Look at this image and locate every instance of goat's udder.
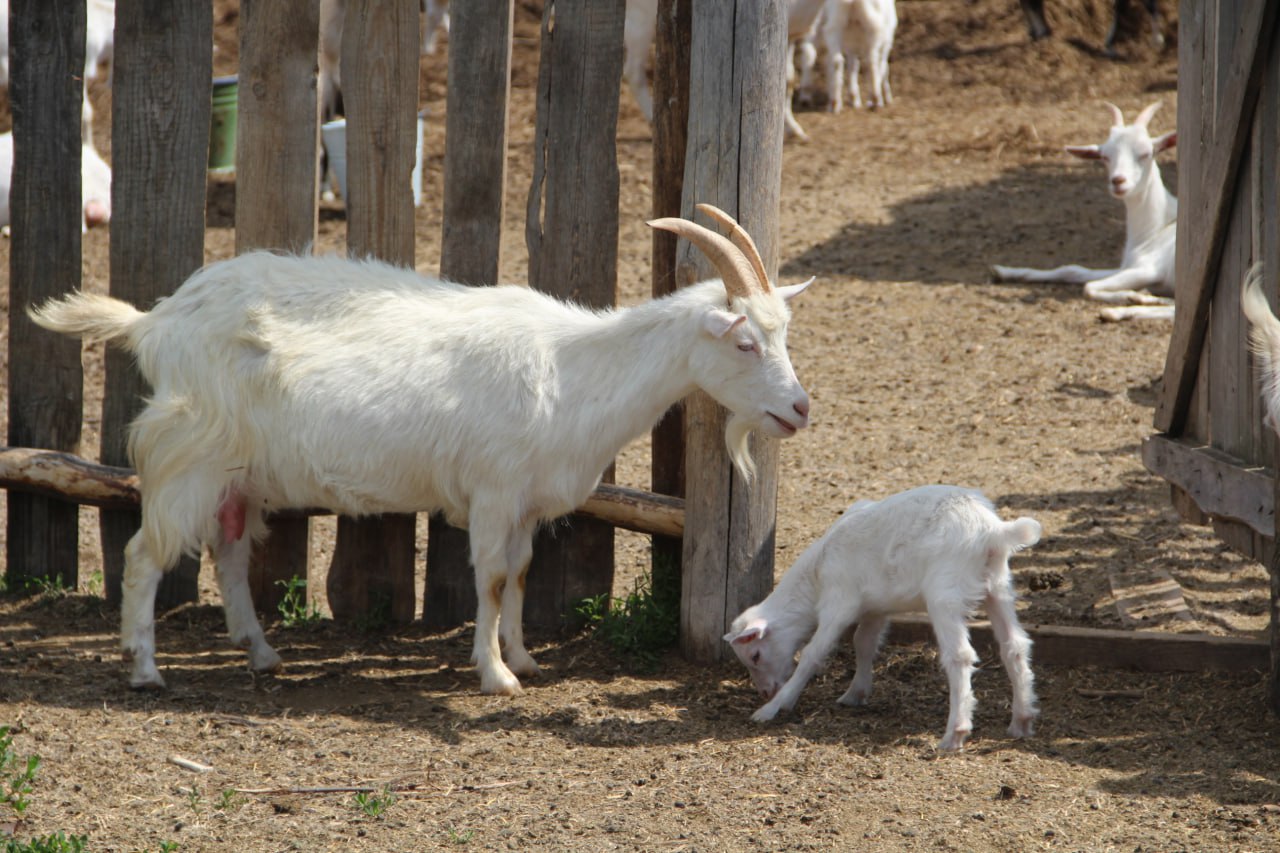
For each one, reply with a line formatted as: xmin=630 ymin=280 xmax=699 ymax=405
xmin=216 ymin=490 xmax=248 ymax=543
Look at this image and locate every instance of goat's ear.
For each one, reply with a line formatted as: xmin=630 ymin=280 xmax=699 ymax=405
xmin=704 ymin=309 xmax=746 ymax=339
xmin=1065 ymin=145 xmax=1102 ymax=160
xmin=1153 ymin=131 xmax=1176 ymax=154
xmin=776 ymin=276 xmax=815 ymax=303
xmin=725 ymin=619 xmax=768 ymax=645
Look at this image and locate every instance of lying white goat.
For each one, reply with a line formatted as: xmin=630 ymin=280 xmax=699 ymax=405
xmin=725 ymin=485 xmax=1040 ymax=751
xmin=822 ymin=0 xmax=897 ymax=113
xmin=992 ymin=102 xmax=1177 ymax=321
xmin=30 ymin=205 xmax=812 ymax=696
xmin=0 ymin=132 xmax=111 ymax=232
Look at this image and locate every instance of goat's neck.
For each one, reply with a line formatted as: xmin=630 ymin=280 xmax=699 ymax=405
xmin=555 ymin=294 xmax=705 ymax=471
xmin=756 ymin=550 xmax=822 ymax=652
xmin=1123 ymin=167 xmax=1177 ymax=252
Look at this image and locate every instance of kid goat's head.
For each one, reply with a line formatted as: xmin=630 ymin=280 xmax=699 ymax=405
xmin=649 ymin=204 xmax=813 ymax=480
xmin=1065 ymin=101 xmax=1176 ymax=200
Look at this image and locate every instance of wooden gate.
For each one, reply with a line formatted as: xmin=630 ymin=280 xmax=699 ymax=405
xmin=1141 ymin=0 xmax=1280 ymax=710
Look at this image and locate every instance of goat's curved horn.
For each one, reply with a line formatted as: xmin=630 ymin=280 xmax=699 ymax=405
xmin=1134 ymin=101 xmax=1162 ymax=128
xmin=694 ymin=203 xmax=772 ymax=293
xmin=1103 ymin=101 xmax=1125 ymax=128
xmin=647 ymin=216 xmax=758 ymax=301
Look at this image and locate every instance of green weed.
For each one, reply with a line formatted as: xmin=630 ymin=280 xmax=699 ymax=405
xmin=275 ymin=576 xmax=323 ymax=627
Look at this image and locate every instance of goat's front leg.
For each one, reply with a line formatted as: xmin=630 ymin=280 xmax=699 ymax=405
xmin=927 ymin=597 xmax=980 ymax=751
xmin=121 ymin=531 xmax=167 ymax=689
xmin=825 ymin=49 xmax=845 ymax=113
xmin=1081 ymin=266 xmax=1164 ymax=303
xmin=985 ymin=589 xmax=1038 ymax=738
xmin=753 ymin=612 xmax=856 ymax=722
xmin=213 ymin=519 xmax=282 ymax=675
xmin=838 ymin=613 xmax=890 ymax=706
xmin=468 ymin=515 xmax=523 ymax=696
xmin=498 ymin=525 xmax=540 ymax=678
xmin=991 ymin=263 xmax=1120 ymax=285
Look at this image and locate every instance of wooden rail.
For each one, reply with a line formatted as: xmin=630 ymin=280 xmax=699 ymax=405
xmin=0 ymin=447 xmax=684 ymax=539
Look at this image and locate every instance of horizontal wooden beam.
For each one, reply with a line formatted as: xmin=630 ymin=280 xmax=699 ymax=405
xmin=888 ymin=614 xmax=1268 ymax=673
xmin=1140 ymin=434 xmax=1274 ymax=536
xmin=0 ymin=446 xmax=685 ymax=539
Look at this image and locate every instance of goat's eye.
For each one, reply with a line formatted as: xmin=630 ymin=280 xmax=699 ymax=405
xmin=737 ymin=341 xmax=758 ymax=354
xmin=751 ymin=651 xmax=761 ymax=664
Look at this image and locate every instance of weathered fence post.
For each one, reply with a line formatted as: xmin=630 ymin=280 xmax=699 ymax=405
xmin=5 ymin=0 xmax=87 ymax=588
xmin=524 ymin=0 xmax=627 ymax=628
xmin=423 ymin=0 xmax=516 ymax=629
xmin=236 ymin=0 xmax=321 ymax=614
xmin=102 ymin=1 xmax=212 ymax=607
xmin=678 ymin=0 xmax=789 ymax=661
xmin=326 ymin=0 xmax=420 ymax=623
xmin=650 ymin=0 xmax=692 ymax=584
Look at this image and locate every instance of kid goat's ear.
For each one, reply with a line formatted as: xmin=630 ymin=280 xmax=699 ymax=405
xmin=1065 ymin=144 xmax=1103 ymax=160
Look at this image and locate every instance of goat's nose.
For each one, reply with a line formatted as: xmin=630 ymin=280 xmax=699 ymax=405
xmin=793 ymin=398 xmax=810 ymax=420
xmin=1111 ymin=175 xmax=1126 ymax=188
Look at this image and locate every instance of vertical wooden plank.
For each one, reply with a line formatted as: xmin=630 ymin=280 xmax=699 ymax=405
xmin=522 ymin=0 xmax=626 ymax=629
xmin=326 ymin=0 xmax=419 ymax=624
xmin=649 ymin=0 xmax=692 ymax=586
xmin=102 ymin=0 xmax=212 ymax=608
xmin=423 ymin=0 xmax=515 ymax=630
xmin=679 ymin=0 xmax=789 ymax=662
xmin=236 ymin=0 xmax=321 ymax=614
xmin=5 ymin=0 xmax=86 ymax=589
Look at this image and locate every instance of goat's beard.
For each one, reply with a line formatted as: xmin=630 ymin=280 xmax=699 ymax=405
xmin=724 ymin=415 xmax=757 ymax=482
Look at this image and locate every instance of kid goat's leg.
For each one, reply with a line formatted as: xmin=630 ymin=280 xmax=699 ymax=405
xmin=838 ymin=613 xmax=890 ymax=706
xmin=985 ymin=588 xmax=1039 ymax=737
xmin=927 ymin=596 xmax=979 ymax=751
xmin=753 ymin=607 xmax=858 ymax=722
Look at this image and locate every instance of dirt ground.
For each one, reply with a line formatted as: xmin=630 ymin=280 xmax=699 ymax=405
xmin=3 ymin=0 xmax=1280 ymax=850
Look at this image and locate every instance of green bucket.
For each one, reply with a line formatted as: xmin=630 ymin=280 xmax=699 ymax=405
xmin=209 ymin=75 xmax=238 ymax=171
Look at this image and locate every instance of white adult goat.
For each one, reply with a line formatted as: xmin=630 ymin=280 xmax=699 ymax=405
xmin=822 ymin=0 xmax=897 ymax=113
xmin=30 ymin=205 xmax=813 ymax=696
xmin=725 ymin=485 xmax=1041 ymax=751
xmin=992 ymin=102 xmax=1177 ymax=321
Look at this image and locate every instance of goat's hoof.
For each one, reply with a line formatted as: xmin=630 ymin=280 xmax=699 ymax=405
xmin=128 ymin=668 xmax=167 ymax=691
xmin=990 ymin=265 xmax=1008 ymax=282
xmin=936 ymin=730 xmax=970 ymax=752
xmin=505 ymin=653 xmax=542 ymax=678
xmin=480 ymin=669 xmax=524 ymax=697
xmin=249 ymin=646 xmax=284 ymax=674
xmin=837 ymin=687 xmax=871 ymax=707
xmin=750 ymin=706 xmax=781 ymax=724
xmin=1008 ymin=715 xmax=1037 ymax=739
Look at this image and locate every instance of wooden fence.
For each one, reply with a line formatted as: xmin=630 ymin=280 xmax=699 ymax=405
xmin=1142 ymin=0 xmax=1280 ymax=711
xmin=1 ymin=0 xmax=789 ymax=662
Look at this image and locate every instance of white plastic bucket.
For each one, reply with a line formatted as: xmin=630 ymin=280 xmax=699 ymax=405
xmin=321 ymin=114 xmax=424 ymax=207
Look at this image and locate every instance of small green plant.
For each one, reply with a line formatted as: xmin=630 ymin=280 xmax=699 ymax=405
xmin=82 ymin=570 xmax=104 ymax=598
xmin=575 ymin=552 xmax=679 ymax=671
xmin=0 ymin=726 xmax=40 ymax=820
xmin=352 ymin=786 xmax=396 ymax=819
xmin=157 ymin=842 xmax=180 ymax=852
xmin=23 ymin=574 xmax=71 ymax=601
xmin=185 ymin=787 xmax=202 ymax=816
xmin=446 ymin=826 xmax=476 ymax=845
xmin=276 ymin=576 xmax=323 ymax=627
xmin=214 ymin=788 xmax=243 ymax=813
xmin=3 ymin=832 xmax=88 ymax=853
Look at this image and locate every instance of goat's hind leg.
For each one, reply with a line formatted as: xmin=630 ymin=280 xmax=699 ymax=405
xmin=213 ymin=503 xmax=282 ymax=674
xmin=985 ymin=589 xmax=1038 ymax=737
xmin=498 ymin=525 xmax=540 ymax=678
xmin=991 ymin=263 xmax=1120 ymax=285
xmin=121 ymin=531 xmax=168 ymax=688
xmin=926 ymin=596 xmax=980 ymax=751
xmin=468 ymin=513 xmax=523 ymax=695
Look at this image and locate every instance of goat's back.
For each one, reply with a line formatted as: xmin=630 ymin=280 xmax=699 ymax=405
xmin=811 ymin=485 xmax=1038 ymax=611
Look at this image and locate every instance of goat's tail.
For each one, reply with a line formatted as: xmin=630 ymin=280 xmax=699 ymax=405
xmin=1000 ymin=517 xmax=1042 ymax=552
xmin=27 ymin=292 xmax=146 ymax=349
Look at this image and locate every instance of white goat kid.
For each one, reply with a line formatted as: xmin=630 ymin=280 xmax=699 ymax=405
xmin=822 ymin=0 xmax=897 ymax=113
xmin=725 ymin=485 xmax=1041 ymax=751
xmin=992 ymin=102 xmax=1177 ymax=321
xmin=30 ymin=206 xmax=812 ymax=696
